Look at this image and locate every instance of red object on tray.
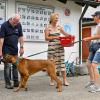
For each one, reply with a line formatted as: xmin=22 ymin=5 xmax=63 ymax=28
xmin=59 ymin=36 xmax=75 ymax=47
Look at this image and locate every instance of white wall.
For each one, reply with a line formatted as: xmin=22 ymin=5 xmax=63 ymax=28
xmin=6 ymin=0 xmax=16 ymax=19
xmin=56 ymin=1 xmax=81 ymax=63
xmin=6 ymin=0 xmax=82 ymax=75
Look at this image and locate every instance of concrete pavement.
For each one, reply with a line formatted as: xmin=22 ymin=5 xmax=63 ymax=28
xmin=0 ymin=63 xmax=100 ymax=100
xmin=0 ymin=74 xmax=100 ymax=100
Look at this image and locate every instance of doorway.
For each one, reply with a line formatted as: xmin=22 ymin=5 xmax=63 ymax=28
xmin=82 ymin=27 xmax=91 ymax=62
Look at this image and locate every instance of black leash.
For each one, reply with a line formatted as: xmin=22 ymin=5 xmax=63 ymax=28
xmin=25 ymin=40 xmax=83 ymax=58
xmin=26 ymin=50 xmax=48 ymax=58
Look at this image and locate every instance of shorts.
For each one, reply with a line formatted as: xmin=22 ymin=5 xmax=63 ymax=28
xmin=88 ymin=51 xmax=100 ymax=63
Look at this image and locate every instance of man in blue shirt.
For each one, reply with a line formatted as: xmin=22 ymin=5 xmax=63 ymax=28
xmin=0 ymin=14 xmax=24 ymax=89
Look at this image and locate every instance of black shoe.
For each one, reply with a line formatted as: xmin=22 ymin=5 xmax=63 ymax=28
xmin=5 ymin=84 xmax=13 ymax=89
xmin=14 ymin=82 xmax=19 ymax=87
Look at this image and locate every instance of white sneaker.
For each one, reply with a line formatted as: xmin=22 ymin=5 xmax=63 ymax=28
xmin=89 ymin=85 xmax=100 ymax=93
xmin=85 ymin=81 xmax=94 ymax=88
xmin=88 ymin=85 xmax=96 ymax=93
xmin=95 ymin=87 xmax=100 ymax=92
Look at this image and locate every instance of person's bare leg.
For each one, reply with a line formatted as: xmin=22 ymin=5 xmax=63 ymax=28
xmin=86 ymin=60 xmax=94 ymax=82
xmin=49 ymin=57 xmax=55 ymax=86
xmin=88 ymin=63 xmax=100 ymax=93
xmin=61 ymin=71 xmax=69 ymax=86
xmin=85 ymin=60 xmax=95 ymax=88
xmin=92 ymin=63 xmax=99 ymax=86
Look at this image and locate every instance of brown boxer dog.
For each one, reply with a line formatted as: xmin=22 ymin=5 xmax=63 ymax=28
xmin=2 ymin=55 xmax=62 ymax=92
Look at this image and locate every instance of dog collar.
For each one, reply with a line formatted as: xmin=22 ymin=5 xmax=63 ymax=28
xmin=14 ymin=57 xmax=23 ymax=65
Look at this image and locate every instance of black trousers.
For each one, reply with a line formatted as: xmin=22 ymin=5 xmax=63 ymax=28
xmin=4 ymin=63 xmax=18 ymax=85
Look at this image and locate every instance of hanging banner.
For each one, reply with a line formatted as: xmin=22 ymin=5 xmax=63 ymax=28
xmin=16 ymin=2 xmax=54 ymax=41
xmin=0 ymin=1 xmax=6 ymax=27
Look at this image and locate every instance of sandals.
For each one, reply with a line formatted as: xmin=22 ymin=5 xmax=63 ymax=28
xmin=49 ymin=81 xmax=55 ymax=86
xmin=63 ymin=81 xmax=69 ymax=86
xmin=49 ymin=80 xmax=69 ymax=86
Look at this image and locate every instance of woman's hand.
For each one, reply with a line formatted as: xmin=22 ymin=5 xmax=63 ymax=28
xmin=53 ymin=36 xmax=60 ymax=40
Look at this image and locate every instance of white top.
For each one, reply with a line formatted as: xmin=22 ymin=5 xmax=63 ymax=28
xmin=94 ymin=23 xmax=100 ymax=52
xmin=92 ymin=23 xmax=100 ymax=43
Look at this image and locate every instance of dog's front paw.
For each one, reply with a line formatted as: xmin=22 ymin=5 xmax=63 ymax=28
xmin=13 ymin=88 xmax=20 ymax=92
xmin=57 ymin=84 xmax=62 ymax=92
xmin=57 ymin=88 xmax=62 ymax=92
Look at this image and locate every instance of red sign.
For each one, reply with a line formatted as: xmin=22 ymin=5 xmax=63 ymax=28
xmin=96 ymin=0 xmax=100 ymax=2
xmin=64 ymin=8 xmax=70 ymax=16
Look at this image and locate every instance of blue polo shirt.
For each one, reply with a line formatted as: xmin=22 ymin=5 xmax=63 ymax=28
xmin=0 ymin=20 xmax=23 ymax=55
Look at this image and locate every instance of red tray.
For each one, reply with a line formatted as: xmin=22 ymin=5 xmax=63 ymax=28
xmin=59 ymin=36 xmax=75 ymax=47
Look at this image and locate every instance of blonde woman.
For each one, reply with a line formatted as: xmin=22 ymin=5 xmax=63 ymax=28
xmin=44 ymin=12 xmax=71 ymax=86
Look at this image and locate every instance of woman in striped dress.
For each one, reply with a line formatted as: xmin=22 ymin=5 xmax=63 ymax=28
xmin=44 ymin=12 xmax=71 ymax=86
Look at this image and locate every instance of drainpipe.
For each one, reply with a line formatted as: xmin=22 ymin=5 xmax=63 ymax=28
xmin=79 ymin=4 xmax=89 ymax=64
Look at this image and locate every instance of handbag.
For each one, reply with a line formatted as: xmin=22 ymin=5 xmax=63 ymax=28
xmin=89 ymin=42 xmax=100 ymax=53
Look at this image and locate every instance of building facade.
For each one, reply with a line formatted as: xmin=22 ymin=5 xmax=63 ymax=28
xmin=0 ymin=0 xmax=82 ymax=75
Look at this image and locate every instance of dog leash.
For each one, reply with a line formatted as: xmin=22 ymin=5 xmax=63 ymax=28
xmin=25 ymin=40 xmax=83 ymax=58
xmin=25 ymin=50 xmax=48 ymax=58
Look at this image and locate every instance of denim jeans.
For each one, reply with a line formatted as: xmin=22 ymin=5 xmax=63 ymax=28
xmin=88 ymin=51 xmax=100 ymax=63
xmin=89 ymin=42 xmax=100 ymax=53
xmin=4 ymin=63 xmax=18 ymax=85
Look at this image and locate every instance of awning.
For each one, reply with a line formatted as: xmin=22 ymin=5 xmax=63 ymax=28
xmin=83 ymin=6 xmax=100 ymax=18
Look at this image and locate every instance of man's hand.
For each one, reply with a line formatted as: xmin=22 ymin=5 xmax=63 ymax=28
xmin=0 ymin=51 xmax=2 ymax=64
xmin=19 ymin=48 xmax=24 ymax=57
xmin=0 ymin=56 xmax=1 ymax=64
xmin=0 ymin=56 xmax=3 ymax=64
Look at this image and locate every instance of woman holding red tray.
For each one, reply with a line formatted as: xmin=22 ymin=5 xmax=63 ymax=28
xmin=44 ymin=12 xmax=72 ymax=86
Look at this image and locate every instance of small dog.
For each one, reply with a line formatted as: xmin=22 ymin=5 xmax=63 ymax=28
xmin=2 ymin=55 xmax=62 ymax=92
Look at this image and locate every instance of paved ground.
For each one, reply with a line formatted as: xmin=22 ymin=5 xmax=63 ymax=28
xmin=0 ymin=74 xmax=100 ymax=100
xmin=0 ymin=63 xmax=100 ymax=100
